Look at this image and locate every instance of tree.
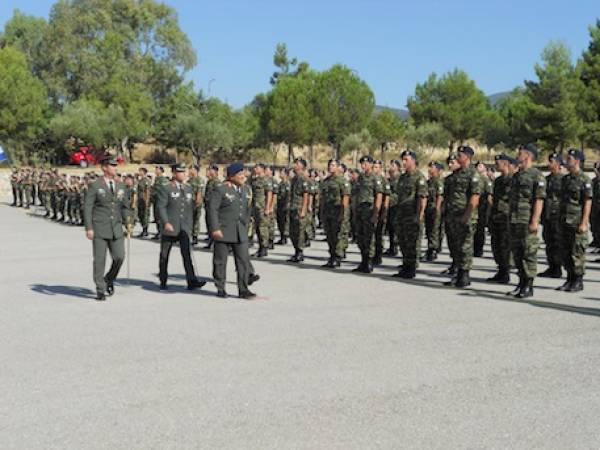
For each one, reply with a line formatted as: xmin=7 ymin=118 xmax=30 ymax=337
xmin=524 ymin=41 xmax=582 ymax=151
xmin=407 ymin=69 xmax=490 ymax=151
xmin=493 ymin=88 xmax=534 ymax=149
xmin=341 ymin=128 xmax=375 ymax=165
xmin=0 ymin=46 xmax=48 ymax=161
xmin=313 ymin=64 xmax=375 ymax=158
xmin=49 ymin=98 xmax=110 ymax=150
xmin=577 ymin=20 xmax=600 ymax=149
xmin=0 ymin=9 xmax=47 ymax=74
xmin=369 ymin=109 xmax=405 ymax=161
xmin=269 ymin=42 xmax=309 ymax=85
xmin=404 ymin=122 xmax=451 ymax=154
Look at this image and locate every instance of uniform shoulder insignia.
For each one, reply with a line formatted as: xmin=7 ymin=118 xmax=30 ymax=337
xmin=472 ymin=177 xmax=478 ymax=182
xmin=538 ymin=181 xmax=545 ymax=186
xmin=586 ymin=183 xmax=591 ymax=188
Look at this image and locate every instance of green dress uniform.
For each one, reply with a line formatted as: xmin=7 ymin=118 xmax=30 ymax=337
xmin=508 ymin=166 xmax=546 ymax=295
xmin=488 ymin=172 xmax=512 ymax=281
xmin=207 ymin=181 xmax=253 ymax=296
xmin=394 ymin=169 xmax=428 ymax=274
xmin=425 ymin=175 xmax=444 ymax=257
xmin=204 ymin=176 xmax=221 ymax=246
xmin=151 ymin=175 xmax=170 ymax=236
xmin=156 ymin=179 xmax=201 ymax=289
xmin=540 ymin=172 xmax=564 ymax=277
xmin=558 ymin=170 xmax=593 ymax=291
xmin=83 ymin=177 xmax=131 ymax=297
xmin=320 ymin=173 xmax=351 ymax=266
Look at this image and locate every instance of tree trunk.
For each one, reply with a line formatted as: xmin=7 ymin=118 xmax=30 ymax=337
xmin=288 ymin=143 xmax=294 ymax=165
xmin=121 ymin=137 xmax=130 ymax=162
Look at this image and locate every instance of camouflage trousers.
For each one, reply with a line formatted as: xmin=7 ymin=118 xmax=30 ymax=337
xmin=323 ymin=205 xmax=344 ymax=258
xmin=425 ymin=207 xmax=443 ymax=252
xmin=474 ymin=210 xmax=488 ymax=255
xmin=289 ymin=209 xmax=308 ymax=251
xmin=590 ymin=207 xmax=600 ymax=244
xmin=192 ymin=204 xmax=202 ymax=238
xmin=137 ymin=199 xmax=151 ymax=229
xmin=490 ymin=220 xmax=511 ymax=270
xmin=355 ymin=203 xmax=376 ymax=258
xmin=445 ymin=216 xmax=476 ymax=271
xmin=509 ymin=223 xmax=539 ymax=279
xmin=269 ymin=203 xmax=277 ymax=244
xmin=276 ymin=207 xmax=289 ymax=239
xmin=397 ymin=218 xmax=423 ymax=268
xmin=338 ymin=208 xmax=350 ymax=254
xmin=252 ymin=207 xmax=270 ymax=249
xmin=559 ymin=224 xmax=588 ymax=276
xmin=387 ymin=205 xmax=398 ymax=250
xmin=374 ymin=209 xmax=388 ymax=259
xmin=542 ymin=219 xmax=562 ymax=269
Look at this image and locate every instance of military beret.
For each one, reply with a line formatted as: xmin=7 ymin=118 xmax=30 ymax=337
xmin=508 ymin=157 xmax=519 ymax=166
xmin=294 ymin=157 xmax=307 ymax=167
xmin=594 ymin=161 xmax=600 ymax=170
xmin=226 ymin=162 xmax=244 ymax=177
xmin=155 ymin=165 xmax=165 ymax=172
xmin=209 ymin=164 xmax=219 ymax=171
xmin=567 ymin=148 xmax=585 ymax=161
xmin=340 ymin=163 xmax=347 ymax=171
xmin=359 ymin=155 xmax=374 ymax=164
xmin=457 ymin=145 xmax=474 ymax=157
xmin=327 ymin=159 xmax=340 ymax=166
xmin=390 ymin=159 xmax=401 ymax=167
xmin=171 ymin=162 xmax=187 ymax=173
xmin=101 ymin=156 xmax=118 ymax=166
xmin=428 ymin=161 xmax=443 ymax=170
xmin=374 ymin=159 xmax=383 ymax=165
xmin=520 ymin=143 xmax=538 ymax=159
xmin=494 ymin=154 xmax=511 ymax=162
xmin=548 ymin=152 xmax=564 ymax=165
xmin=400 ymin=149 xmax=418 ymax=161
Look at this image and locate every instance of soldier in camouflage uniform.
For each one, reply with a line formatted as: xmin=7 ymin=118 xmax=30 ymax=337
xmin=443 ymin=146 xmax=482 ymax=288
xmin=423 ymin=161 xmax=444 ymax=262
xmin=304 ymin=169 xmax=319 ymax=245
xmin=352 ymin=155 xmax=383 ymax=273
xmin=507 ymin=144 xmax=546 ymax=299
xmin=487 ymin=154 xmax=513 ymax=283
xmin=337 ymin=163 xmax=351 ymax=259
xmin=266 ymin=166 xmax=278 ymax=250
xmin=556 ymin=149 xmax=593 ymax=292
xmin=474 ymin=162 xmax=493 ymax=257
xmin=188 ymin=164 xmax=206 ymax=245
xmin=441 ymin=154 xmax=460 ymax=275
xmin=151 ymin=166 xmax=169 ymax=240
xmin=538 ymin=153 xmax=565 ymax=278
xmin=203 ymin=164 xmax=220 ymax=249
xmin=372 ymin=160 xmax=391 ymax=266
xmin=392 ymin=150 xmax=428 ymax=279
xmin=320 ymin=159 xmax=351 ymax=268
xmin=590 ymin=161 xmax=600 ymax=249
xmin=349 ymin=169 xmax=360 ymax=243
xmin=136 ymin=167 xmax=151 ymax=238
xmin=384 ymin=160 xmax=401 ymax=256
xmin=250 ymin=163 xmax=273 ymax=257
xmin=10 ymin=168 xmax=19 ymax=207
xmin=288 ymin=158 xmax=310 ymax=263
xmin=276 ymin=168 xmax=290 ymax=245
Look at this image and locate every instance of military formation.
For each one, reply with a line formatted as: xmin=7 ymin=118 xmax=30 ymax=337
xmin=7 ymin=143 xmax=600 ymax=300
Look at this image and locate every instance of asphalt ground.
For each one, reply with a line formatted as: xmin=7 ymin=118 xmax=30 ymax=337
xmin=1 ymin=201 xmax=600 ymax=449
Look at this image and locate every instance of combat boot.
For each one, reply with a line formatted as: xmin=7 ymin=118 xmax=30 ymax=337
xmin=556 ymin=273 xmax=573 ymax=291
xmin=486 ymin=268 xmax=510 ymax=284
xmin=333 ymin=257 xmax=341 ymax=268
xmin=455 ymin=269 xmax=471 ymax=288
xmin=322 ymin=256 xmax=335 ymax=268
xmin=516 ymin=278 xmax=534 ymax=298
xmin=441 ymin=263 xmax=456 ymax=276
xmin=507 ymin=275 xmax=525 ymax=296
xmin=538 ymin=265 xmax=562 ymax=278
xmin=253 ymin=247 xmax=268 ymax=258
xmin=269 ymin=240 xmax=275 ymax=250
xmin=352 ymin=254 xmax=367 ymax=273
xmin=565 ymin=275 xmax=583 ymax=292
xmin=399 ymin=266 xmax=416 ymax=279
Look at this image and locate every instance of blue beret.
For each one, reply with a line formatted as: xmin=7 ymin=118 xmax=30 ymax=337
xmin=226 ymin=162 xmax=244 ymax=177
xmin=457 ymin=145 xmax=474 ymax=156
xmin=520 ymin=143 xmax=539 ymax=159
xmin=494 ymin=154 xmax=511 ymax=162
xmin=567 ymin=148 xmax=585 ymax=161
xmin=359 ymin=155 xmax=374 ymax=164
xmin=401 ymin=150 xmax=418 ymax=161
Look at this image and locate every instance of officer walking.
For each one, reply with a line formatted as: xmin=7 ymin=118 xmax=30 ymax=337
xmin=156 ymin=163 xmax=206 ymax=291
xmin=83 ymin=157 xmax=132 ymax=301
xmin=207 ymin=162 xmax=256 ymax=299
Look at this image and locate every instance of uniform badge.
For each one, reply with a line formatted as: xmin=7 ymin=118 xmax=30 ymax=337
xmin=225 ymin=192 xmax=235 ymax=202
xmin=538 ymin=181 xmax=545 ymax=187
xmin=586 ymin=183 xmax=591 ymax=188
xmin=171 ymin=192 xmax=180 ymax=198
xmin=98 ymin=188 xmax=105 ymax=194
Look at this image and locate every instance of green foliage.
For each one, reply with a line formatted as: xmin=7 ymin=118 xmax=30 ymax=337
xmin=269 ymin=42 xmax=309 ymax=85
xmin=49 ymin=98 xmax=110 ymax=149
xmin=407 ymin=69 xmax=490 ymax=149
xmin=369 ymin=109 xmax=405 ymax=147
xmin=340 ymin=128 xmax=375 ymax=158
xmin=404 ymin=122 xmax=451 ymax=152
xmin=0 ymin=9 xmax=47 ymax=74
xmin=578 ymin=20 xmax=600 ymax=148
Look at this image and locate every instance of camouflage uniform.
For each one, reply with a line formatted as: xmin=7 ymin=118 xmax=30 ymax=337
xmin=137 ymin=176 xmax=151 ymax=234
xmin=269 ymin=176 xmax=279 ymax=247
xmin=591 ymin=174 xmax=600 ymax=247
xmin=425 ymin=175 xmax=444 ymax=255
xmin=540 ymin=171 xmax=564 ymax=276
xmin=474 ymin=175 xmax=492 ymax=256
xmin=251 ymin=175 xmax=273 ymax=251
xmin=276 ymin=177 xmax=290 ymax=243
xmin=353 ymin=172 xmax=384 ymax=268
xmin=386 ymin=172 xmax=400 ymax=255
xmin=373 ymin=175 xmax=391 ymax=265
xmin=188 ymin=175 xmax=206 ymax=241
xmin=320 ymin=173 xmax=351 ymax=265
xmin=289 ymin=172 xmax=310 ymax=257
xmin=395 ymin=169 xmax=428 ymax=272
xmin=489 ymin=172 xmax=512 ymax=276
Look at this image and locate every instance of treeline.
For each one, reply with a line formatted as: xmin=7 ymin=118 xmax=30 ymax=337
xmin=0 ymin=1 xmax=599 ymax=166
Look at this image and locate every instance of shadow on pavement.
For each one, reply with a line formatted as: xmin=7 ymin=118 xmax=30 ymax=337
xmin=30 ymin=284 xmax=96 ymax=300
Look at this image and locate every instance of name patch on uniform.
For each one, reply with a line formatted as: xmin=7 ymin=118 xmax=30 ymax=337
xmin=538 ymin=181 xmax=545 ymax=187
xmin=186 ymin=193 xmax=192 ymax=200
xmin=98 ymin=188 xmax=105 ymax=194
xmin=171 ymin=192 xmax=180 ymax=198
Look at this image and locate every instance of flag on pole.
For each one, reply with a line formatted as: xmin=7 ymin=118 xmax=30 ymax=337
xmin=0 ymin=146 xmax=7 ymax=162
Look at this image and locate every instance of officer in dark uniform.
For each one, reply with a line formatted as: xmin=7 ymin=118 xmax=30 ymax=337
xmin=156 ymin=163 xmax=206 ymax=291
xmin=207 ymin=162 xmax=256 ymax=299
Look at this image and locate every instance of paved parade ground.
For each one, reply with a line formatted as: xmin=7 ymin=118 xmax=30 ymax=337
xmin=2 ymin=200 xmax=600 ymax=449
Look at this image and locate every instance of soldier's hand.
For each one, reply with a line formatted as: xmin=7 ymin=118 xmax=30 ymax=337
xmin=86 ymin=229 xmax=94 ymax=240
xmin=459 ymin=215 xmax=469 ymax=225
xmin=528 ymin=222 xmax=538 ymax=233
xmin=164 ymin=222 xmax=174 ymax=233
xmin=578 ymin=223 xmax=588 ymax=234
xmin=211 ymin=230 xmax=224 ymax=240
xmin=370 ymin=214 xmax=378 ymax=224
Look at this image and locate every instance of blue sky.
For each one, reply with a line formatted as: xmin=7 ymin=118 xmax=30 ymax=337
xmin=1 ymin=0 xmax=598 ymax=108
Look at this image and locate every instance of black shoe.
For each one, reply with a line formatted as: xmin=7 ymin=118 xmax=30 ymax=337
xmin=538 ymin=267 xmax=562 ymax=278
xmin=556 ymin=274 xmax=573 ymax=291
xmin=268 ymin=241 xmax=275 ymax=250
xmin=104 ymin=279 xmax=114 ymax=296
xmin=566 ymin=275 xmax=583 ymax=292
xmin=394 ymin=267 xmax=416 ymax=279
xmin=187 ymin=279 xmax=206 ymax=290
xmin=486 ymin=269 xmax=510 ymax=284
xmin=239 ymin=290 xmax=257 ymax=299
xmin=444 ymin=276 xmax=458 ymax=287
xmin=96 ymin=292 xmax=106 ymax=301
xmin=365 ymin=259 xmax=374 ymax=273
xmin=372 ymin=256 xmax=383 ymax=266
xmin=516 ymin=278 xmax=534 ymax=298
xmin=159 ymin=282 xmax=168 ymax=290
xmin=216 ymin=289 xmax=228 ymax=298
xmin=287 ymin=251 xmax=304 ymax=263
xmin=322 ymin=258 xmax=335 ymax=268
xmin=253 ymin=247 xmax=268 ymax=258
xmin=333 ymin=257 xmax=341 ymax=268
xmin=248 ymin=274 xmax=260 ymax=286
xmin=192 ymin=236 xmax=198 ymax=246
xmin=352 ymin=256 xmax=368 ymax=273
xmin=441 ymin=265 xmax=456 ymax=276
xmin=455 ymin=269 xmax=471 ymax=288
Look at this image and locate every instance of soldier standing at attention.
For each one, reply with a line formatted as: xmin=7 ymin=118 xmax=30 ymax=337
xmin=151 ymin=166 xmax=169 ymax=240
xmin=384 ymin=160 xmax=401 ymax=256
xmin=440 ymin=154 xmax=460 ymax=275
xmin=486 ymin=155 xmax=513 ymax=283
xmin=423 ymin=161 xmax=444 ymax=262
xmin=203 ymin=164 xmax=220 ymax=249
xmin=83 ymin=157 xmax=132 ymax=301
xmin=275 ymin=168 xmax=290 ymax=245
xmin=507 ymin=144 xmax=546 ymax=298
xmin=265 ymin=165 xmax=278 ymax=250
xmin=288 ymin=158 xmax=310 ymax=263
xmin=250 ymin=163 xmax=273 ymax=257
xmin=589 ymin=161 xmax=600 ymax=250
xmin=188 ymin=164 xmax=206 ymax=246
xmin=337 ymin=163 xmax=351 ymax=260
xmin=474 ymin=162 xmax=493 ymax=257
xmin=392 ymin=150 xmax=428 ymax=279
xmin=556 ymin=149 xmax=593 ymax=292
xmin=207 ymin=162 xmax=256 ymax=299
xmin=156 ymin=163 xmax=206 ymax=291
xmin=443 ymin=146 xmax=482 ymax=288
xmin=320 ymin=159 xmax=351 ymax=268
xmin=352 ymin=155 xmax=383 ymax=274
xmin=538 ymin=153 xmax=565 ymax=278
xmin=10 ymin=168 xmax=19 ymax=206
xmin=136 ymin=167 xmax=151 ymax=238
xmin=372 ymin=160 xmax=391 ymax=266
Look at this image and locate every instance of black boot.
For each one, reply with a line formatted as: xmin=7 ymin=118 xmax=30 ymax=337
xmin=333 ymin=257 xmax=341 ymax=268
xmin=486 ymin=268 xmax=510 ymax=284
xmin=399 ymin=266 xmax=416 ymax=279
xmin=556 ymin=273 xmax=573 ymax=291
xmin=268 ymin=240 xmax=275 ymax=250
xmin=288 ymin=249 xmax=304 ymax=263
xmin=352 ymin=254 xmax=367 ymax=272
xmin=455 ymin=269 xmax=471 ymax=288
xmin=565 ymin=275 xmax=583 ymax=292
xmin=192 ymin=236 xmax=198 ymax=246
xmin=384 ymin=246 xmax=398 ymax=256
xmin=322 ymin=256 xmax=335 ymax=268
xmin=365 ymin=257 xmax=374 ymax=273
xmin=253 ymin=247 xmax=268 ymax=258
xmin=516 ymin=278 xmax=534 ymax=298
xmin=538 ymin=265 xmax=562 ymax=278
xmin=441 ymin=264 xmax=456 ymax=276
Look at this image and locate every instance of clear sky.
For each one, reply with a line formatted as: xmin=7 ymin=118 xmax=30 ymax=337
xmin=1 ymin=0 xmax=598 ymax=109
